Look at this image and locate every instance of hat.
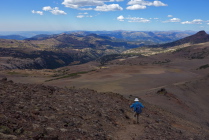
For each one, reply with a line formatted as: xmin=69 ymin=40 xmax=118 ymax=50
xmin=134 ymin=98 xmax=139 ymax=101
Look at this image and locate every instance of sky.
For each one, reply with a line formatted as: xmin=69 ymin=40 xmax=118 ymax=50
xmin=1 ymin=0 xmax=209 ymax=31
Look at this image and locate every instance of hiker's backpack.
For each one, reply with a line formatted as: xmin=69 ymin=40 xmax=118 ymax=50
xmin=135 ymin=104 xmax=142 ymax=114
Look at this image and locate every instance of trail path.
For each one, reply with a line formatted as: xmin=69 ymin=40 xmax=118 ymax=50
xmin=115 ymin=124 xmax=144 ymax=140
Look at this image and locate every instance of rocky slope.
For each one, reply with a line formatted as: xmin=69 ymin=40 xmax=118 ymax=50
xmin=0 ymin=78 xmax=208 ymax=140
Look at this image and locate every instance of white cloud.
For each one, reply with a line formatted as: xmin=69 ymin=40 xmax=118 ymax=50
xmin=77 ymin=15 xmax=85 ymax=18
xmin=164 ymin=18 xmax=181 ymax=23
xmin=128 ymin=0 xmax=151 ymax=6
xmin=32 ymin=10 xmax=43 ymax=15
xmin=127 ymin=0 xmax=167 ymax=10
xmin=126 ymin=4 xmax=146 ymax=10
xmin=78 ymin=12 xmax=89 ymax=14
xmin=42 ymin=6 xmax=67 ymax=15
xmin=94 ymin=4 xmax=123 ymax=11
xmin=170 ymin=18 xmax=181 ymax=22
xmin=43 ymin=6 xmax=53 ymax=11
xmin=77 ymin=12 xmax=93 ymax=18
xmin=117 ymin=15 xmax=150 ymax=23
xmin=152 ymin=0 xmax=167 ymax=6
xmin=62 ymin=0 xmax=123 ymax=9
xmin=87 ymin=15 xmax=93 ymax=17
xmin=117 ymin=15 xmax=125 ymax=21
xmin=181 ymin=19 xmax=203 ymax=24
xmin=50 ymin=7 xmax=67 ymax=15
xmin=167 ymin=15 xmax=173 ymax=17
xmin=62 ymin=0 xmax=103 ymax=9
xmin=181 ymin=21 xmax=192 ymax=24
xmin=193 ymin=19 xmax=203 ymax=23
xmin=127 ymin=17 xmax=150 ymax=23
xmin=79 ymin=8 xmax=93 ymax=10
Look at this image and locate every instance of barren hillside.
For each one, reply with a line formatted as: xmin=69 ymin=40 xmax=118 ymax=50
xmin=0 ymin=78 xmax=208 ymax=140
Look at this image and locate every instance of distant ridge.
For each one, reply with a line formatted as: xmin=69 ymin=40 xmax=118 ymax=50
xmin=25 ymin=34 xmax=55 ymax=40
xmin=0 ymin=35 xmax=26 ymax=40
xmin=147 ymin=30 xmax=209 ymax=48
xmin=0 ymin=33 xmax=138 ymax=69
xmin=123 ymin=30 xmax=209 ymax=56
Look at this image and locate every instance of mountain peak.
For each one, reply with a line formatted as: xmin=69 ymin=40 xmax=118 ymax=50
xmin=194 ymin=30 xmax=207 ymax=36
xmin=145 ymin=30 xmax=209 ymax=48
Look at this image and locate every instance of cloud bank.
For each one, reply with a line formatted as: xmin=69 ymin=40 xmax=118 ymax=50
xmin=181 ymin=19 xmax=203 ymax=24
xmin=62 ymin=0 xmax=124 ymax=11
xmin=62 ymin=0 xmax=167 ymax=11
xmin=94 ymin=4 xmax=123 ymax=11
xmin=127 ymin=0 xmax=167 ymax=10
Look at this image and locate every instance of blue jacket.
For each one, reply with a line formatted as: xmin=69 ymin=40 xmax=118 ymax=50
xmin=130 ymin=101 xmax=144 ymax=114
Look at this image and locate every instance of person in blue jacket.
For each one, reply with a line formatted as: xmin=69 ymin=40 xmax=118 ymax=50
xmin=130 ymin=98 xmax=144 ymax=123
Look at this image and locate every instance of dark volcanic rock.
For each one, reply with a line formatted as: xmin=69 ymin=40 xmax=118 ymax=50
xmin=0 ymin=78 xmax=132 ymax=140
xmin=0 ymin=78 xmax=208 ymax=139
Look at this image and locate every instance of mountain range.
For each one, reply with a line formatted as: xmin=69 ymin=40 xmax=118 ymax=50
xmin=144 ymin=30 xmax=209 ymax=48
xmin=65 ymin=30 xmax=196 ymax=44
xmin=0 ymin=33 xmax=138 ymax=69
xmin=0 ymin=30 xmax=195 ymax=44
xmin=1 ymin=30 xmax=209 ymax=139
xmin=123 ymin=30 xmax=209 ymax=56
xmin=0 ymin=30 xmax=208 ymax=70
xmin=0 ymin=35 xmax=26 ymax=40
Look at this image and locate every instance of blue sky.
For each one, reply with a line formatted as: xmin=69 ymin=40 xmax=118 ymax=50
xmin=1 ymin=0 xmax=209 ymax=31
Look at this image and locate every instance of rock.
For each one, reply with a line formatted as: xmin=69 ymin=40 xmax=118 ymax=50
xmin=155 ymin=119 xmax=161 ymax=123
xmin=14 ymin=128 xmax=24 ymax=135
xmin=1 ymin=77 xmax=7 ymax=81
xmin=0 ymin=126 xmax=12 ymax=134
xmin=0 ymin=132 xmax=17 ymax=140
xmin=157 ymin=88 xmax=168 ymax=95
xmin=32 ymin=124 xmax=40 ymax=129
xmin=31 ymin=128 xmax=47 ymax=140
xmin=60 ymin=128 xmax=68 ymax=132
xmin=8 ymin=80 xmax=13 ymax=83
xmin=46 ymin=127 xmax=55 ymax=131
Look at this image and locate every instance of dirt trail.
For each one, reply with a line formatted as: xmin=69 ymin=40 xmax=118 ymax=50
xmin=115 ymin=124 xmax=144 ymax=140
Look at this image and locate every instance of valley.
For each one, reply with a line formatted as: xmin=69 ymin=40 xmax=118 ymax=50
xmin=0 ymin=31 xmax=209 ymax=139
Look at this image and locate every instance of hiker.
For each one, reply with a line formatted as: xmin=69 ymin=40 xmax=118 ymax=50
xmin=130 ymin=98 xmax=144 ymax=123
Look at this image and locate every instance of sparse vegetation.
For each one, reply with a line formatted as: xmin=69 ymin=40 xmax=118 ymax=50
xmin=153 ymin=59 xmax=171 ymax=64
xmin=197 ymin=64 xmax=209 ymax=70
xmin=7 ymin=71 xmax=20 ymax=75
xmin=190 ymin=51 xmax=209 ymax=59
xmin=45 ymin=71 xmax=90 ymax=82
xmin=98 ymin=54 xmax=140 ymax=65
